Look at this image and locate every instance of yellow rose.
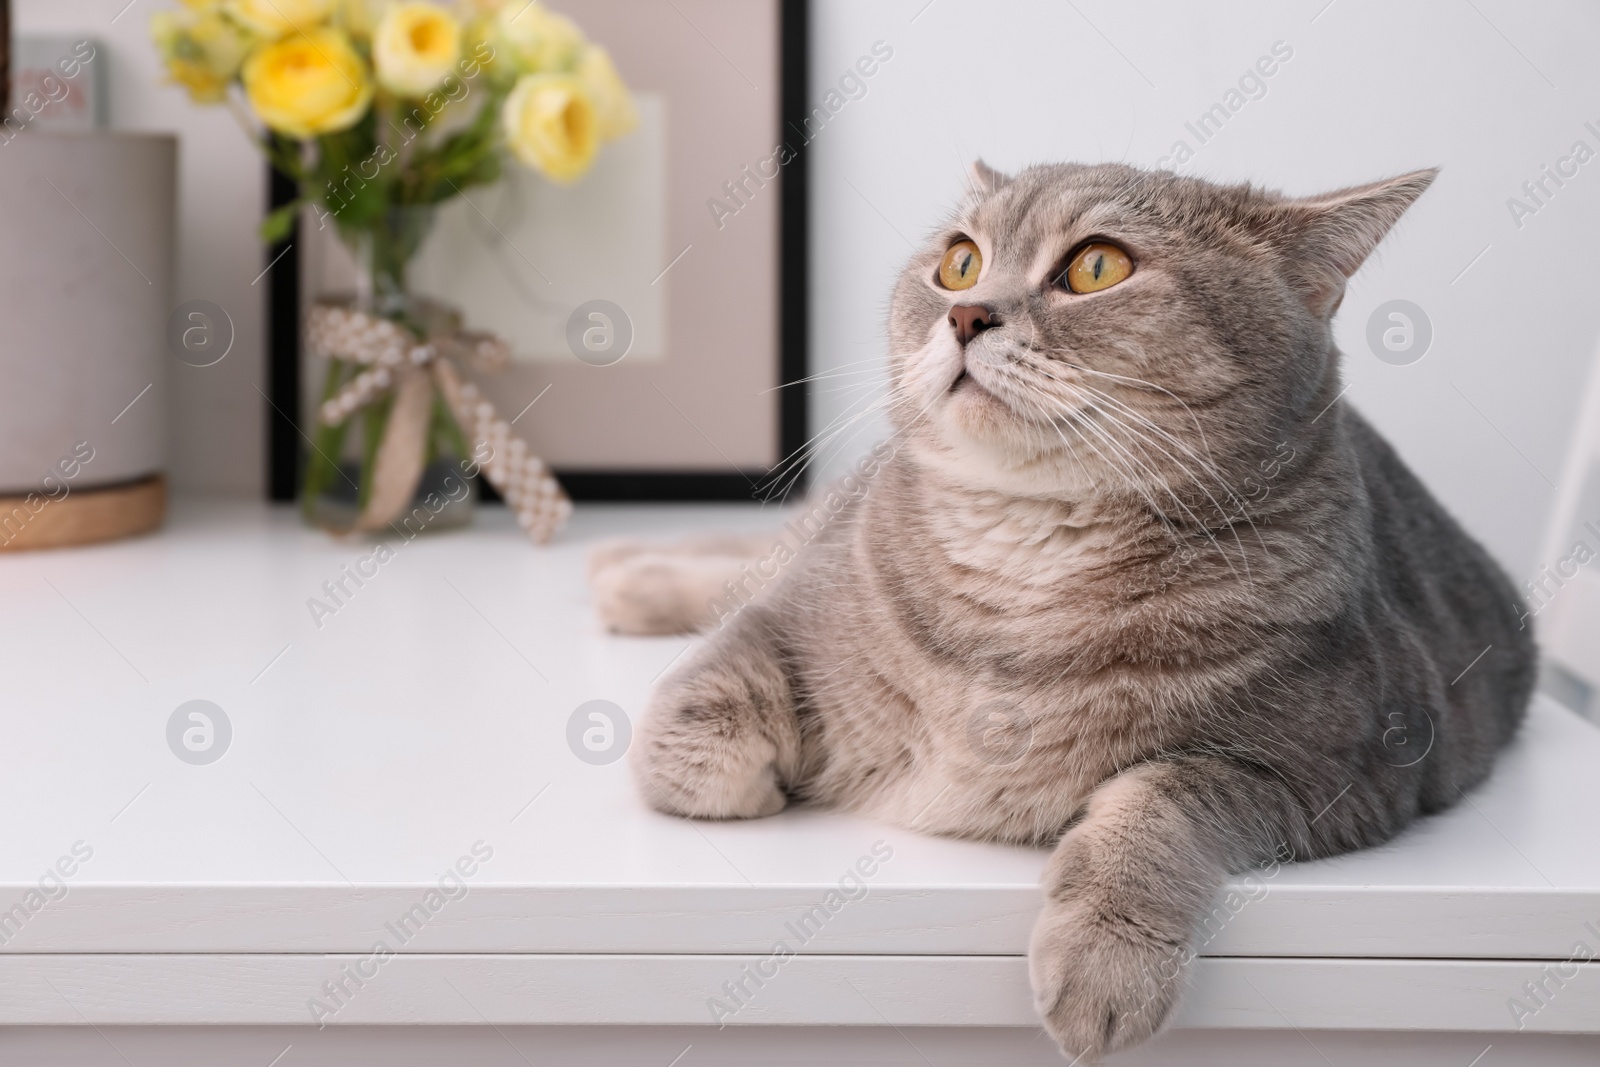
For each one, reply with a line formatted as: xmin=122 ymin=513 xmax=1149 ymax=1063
xmin=243 ymin=27 xmax=373 ymax=137
xmin=496 ymin=1 xmax=583 ymax=73
xmin=502 ymin=72 xmax=597 ymax=183
xmin=151 ymin=7 xmax=253 ymax=103
xmin=335 ymin=0 xmax=381 ymax=38
xmin=226 ymin=0 xmax=332 ymax=39
xmin=459 ymin=14 xmax=500 ymax=72
xmin=373 ymin=2 xmax=462 ymax=96
xmin=576 ymin=45 xmax=635 ymax=141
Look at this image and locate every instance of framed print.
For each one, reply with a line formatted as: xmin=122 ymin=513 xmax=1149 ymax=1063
xmin=266 ymin=0 xmax=809 ymax=502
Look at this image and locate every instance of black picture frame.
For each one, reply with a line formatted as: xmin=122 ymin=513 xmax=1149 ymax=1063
xmin=265 ymin=0 xmax=810 ymax=504
xmin=1 ymin=1 xmax=11 ymax=117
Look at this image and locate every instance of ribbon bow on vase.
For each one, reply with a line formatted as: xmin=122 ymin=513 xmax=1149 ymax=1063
xmin=305 ymin=300 xmax=571 ymax=543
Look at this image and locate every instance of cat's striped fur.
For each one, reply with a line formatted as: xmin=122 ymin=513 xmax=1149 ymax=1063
xmin=601 ymin=162 xmax=1535 ymax=1060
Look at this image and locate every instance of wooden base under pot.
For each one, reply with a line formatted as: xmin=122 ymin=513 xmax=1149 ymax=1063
xmin=0 ymin=474 xmax=166 ymax=551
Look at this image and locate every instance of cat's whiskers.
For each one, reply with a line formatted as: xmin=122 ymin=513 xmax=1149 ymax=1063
xmin=1059 ymin=383 xmax=1267 ymax=565
xmin=1027 ymin=358 xmax=1259 ymax=527
xmin=1060 ymin=378 xmax=1253 ymax=518
xmin=998 ymin=365 xmax=1201 ymax=524
xmin=1007 ymin=353 xmax=1265 ymax=570
xmin=970 ymin=352 xmax=1252 ymax=585
xmin=1061 ymin=361 xmax=1217 ymax=458
xmin=975 ymin=359 xmax=1164 ymax=517
xmin=996 ymin=359 xmax=1249 ymax=585
xmin=1049 ymin=389 xmax=1247 ymax=584
xmin=1029 ymin=388 xmax=1193 ymax=565
xmin=762 ymin=379 xmax=911 ymax=503
xmin=814 ymin=379 xmax=892 ymax=398
xmin=759 ymin=361 xmax=889 ymax=396
xmin=1071 ymin=386 xmax=1273 ymax=561
xmin=1073 ymin=396 xmax=1257 ymax=584
xmin=766 ymin=367 xmax=948 ymax=507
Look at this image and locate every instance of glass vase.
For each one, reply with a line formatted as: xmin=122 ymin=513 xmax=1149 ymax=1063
xmin=302 ymin=205 xmax=477 ymax=535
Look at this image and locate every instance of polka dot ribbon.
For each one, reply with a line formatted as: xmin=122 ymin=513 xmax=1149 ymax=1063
xmin=306 ymin=301 xmax=571 ymax=544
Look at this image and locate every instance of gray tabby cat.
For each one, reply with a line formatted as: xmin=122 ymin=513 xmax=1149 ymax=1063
xmin=595 ymin=161 xmax=1536 ymax=1060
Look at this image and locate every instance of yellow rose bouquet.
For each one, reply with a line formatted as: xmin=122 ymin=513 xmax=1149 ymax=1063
xmin=151 ymin=0 xmax=636 ymax=534
xmin=152 ymin=1 xmax=635 ymax=244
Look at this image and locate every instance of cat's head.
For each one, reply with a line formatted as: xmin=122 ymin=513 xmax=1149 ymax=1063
xmin=885 ymin=161 xmax=1435 ymax=507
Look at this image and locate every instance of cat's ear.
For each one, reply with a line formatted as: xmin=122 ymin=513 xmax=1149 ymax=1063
xmin=968 ymin=159 xmax=1011 ymax=196
xmin=1276 ymin=168 xmax=1438 ymax=315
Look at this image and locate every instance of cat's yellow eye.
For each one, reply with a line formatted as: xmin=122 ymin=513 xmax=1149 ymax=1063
xmin=1064 ymin=242 xmax=1133 ymax=294
xmin=938 ymin=239 xmax=982 ymax=290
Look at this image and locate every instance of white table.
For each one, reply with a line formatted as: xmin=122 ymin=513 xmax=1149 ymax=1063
xmin=3 ymin=502 xmax=1599 ymax=1066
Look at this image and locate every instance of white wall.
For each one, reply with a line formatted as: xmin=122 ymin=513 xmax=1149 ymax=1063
xmin=808 ymin=0 xmax=1600 ymax=577
xmin=10 ymin=0 xmax=1600 ymax=570
xmin=15 ymin=0 xmax=266 ymax=497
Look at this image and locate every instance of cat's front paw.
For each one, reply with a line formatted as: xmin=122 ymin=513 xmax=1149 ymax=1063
xmin=1029 ymin=897 xmax=1187 ymax=1062
xmin=632 ymin=660 xmax=793 ymax=820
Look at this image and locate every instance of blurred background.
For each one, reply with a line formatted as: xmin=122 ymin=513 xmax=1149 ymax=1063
xmin=804 ymin=0 xmax=1599 ymax=578
xmin=7 ymin=0 xmax=1600 ymax=700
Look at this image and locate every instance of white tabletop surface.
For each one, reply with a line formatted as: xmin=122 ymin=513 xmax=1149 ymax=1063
xmin=2 ymin=501 xmax=1597 ymax=959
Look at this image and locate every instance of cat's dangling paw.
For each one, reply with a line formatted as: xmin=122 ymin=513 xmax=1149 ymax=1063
xmin=588 ymin=537 xmax=775 ymax=635
xmin=590 ymin=551 xmax=727 ymax=635
xmin=586 ymin=537 xmax=655 ymax=584
xmin=632 ymin=654 xmax=793 ymax=820
xmin=1029 ymin=896 xmax=1187 ymax=1063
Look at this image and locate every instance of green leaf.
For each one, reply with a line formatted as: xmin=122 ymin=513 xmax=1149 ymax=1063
xmin=263 ymin=133 xmax=308 ymax=184
xmin=260 ymin=202 xmax=300 ymax=243
xmin=301 ymin=360 xmax=356 ymax=518
xmin=313 ymin=113 xmax=388 ymax=225
xmin=403 ymin=90 xmax=508 ymax=204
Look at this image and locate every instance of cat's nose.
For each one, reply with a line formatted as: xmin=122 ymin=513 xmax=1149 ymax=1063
xmin=948 ymin=304 xmax=998 ymax=346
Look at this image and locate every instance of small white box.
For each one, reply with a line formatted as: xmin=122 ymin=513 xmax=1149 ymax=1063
xmin=10 ymin=36 xmax=102 ymax=132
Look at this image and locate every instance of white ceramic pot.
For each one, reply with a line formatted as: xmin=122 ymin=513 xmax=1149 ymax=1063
xmin=0 ymin=131 xmax=174 ymax=493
